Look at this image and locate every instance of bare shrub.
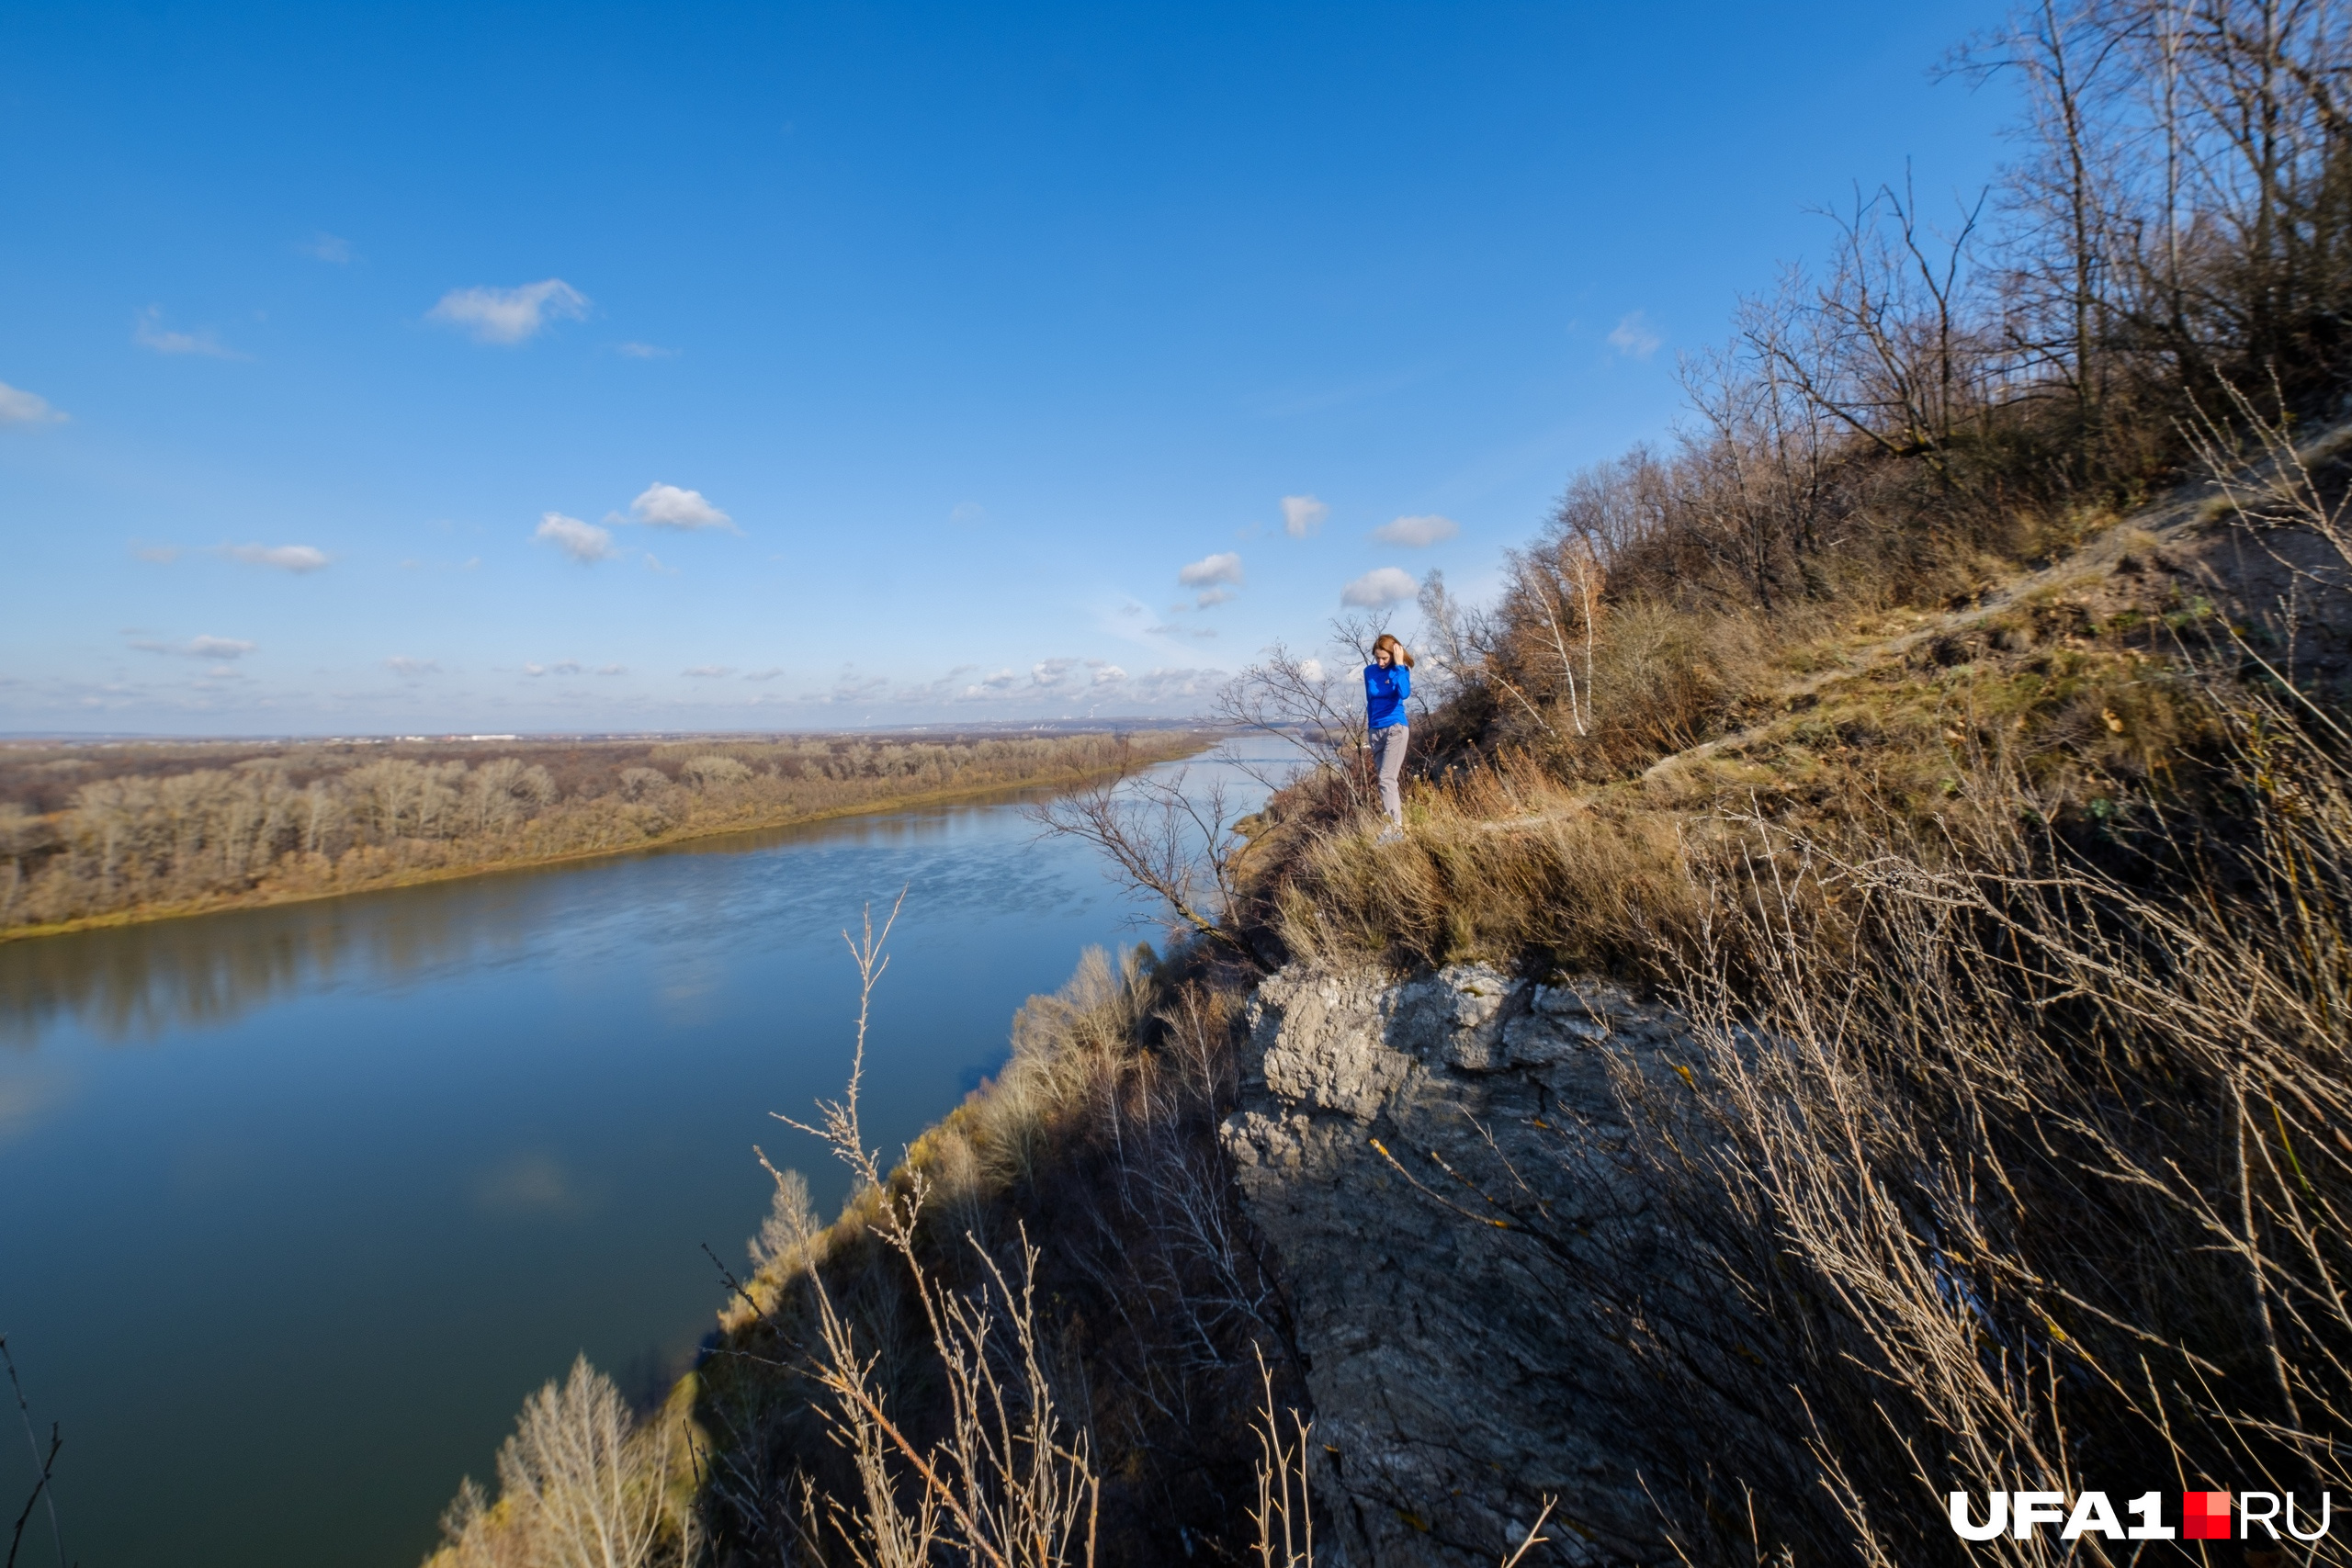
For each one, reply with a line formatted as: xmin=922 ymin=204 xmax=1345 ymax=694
xmin=429 ymin=1357 xmax=696 ymax=1568
xmin=756 ymin=899 xmax=1106 ymax=1567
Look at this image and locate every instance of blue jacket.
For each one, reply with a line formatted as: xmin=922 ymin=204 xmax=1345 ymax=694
xmin=1364 ymin=661 xmax=1410 ymax=730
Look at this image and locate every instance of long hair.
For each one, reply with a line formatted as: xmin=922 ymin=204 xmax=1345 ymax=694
xmin=1372 ymin=633 xmax=1414 ymax=670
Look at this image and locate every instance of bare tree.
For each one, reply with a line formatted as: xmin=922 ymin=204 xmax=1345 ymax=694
xmin=1026 ymin=746 xmax=1252 ymax=957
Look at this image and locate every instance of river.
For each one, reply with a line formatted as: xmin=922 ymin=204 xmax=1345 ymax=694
xmin=0 ymin=751 xmax=1271 ymax=1567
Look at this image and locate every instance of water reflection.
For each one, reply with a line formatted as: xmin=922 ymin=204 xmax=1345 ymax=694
xmin=0 ymin=881 xmax=537 ymax=1045
xmin=0 ymin=785 xmax=1102 ymax=1048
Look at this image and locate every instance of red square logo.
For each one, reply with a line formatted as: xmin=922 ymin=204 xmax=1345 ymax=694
xmin=2184 ymin=1491 xmax=2232 ymax=1540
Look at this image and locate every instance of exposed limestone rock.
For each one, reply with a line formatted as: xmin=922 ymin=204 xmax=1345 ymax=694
xmin=1223 ymin=963 xmax=1702 ymax=1567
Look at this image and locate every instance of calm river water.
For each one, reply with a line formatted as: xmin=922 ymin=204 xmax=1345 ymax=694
xmin=0 ymin=756 xmax=1263 ymax=1567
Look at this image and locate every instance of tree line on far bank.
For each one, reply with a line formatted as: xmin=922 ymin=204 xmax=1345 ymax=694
xmin=0 ymin=732 xmax=1197 ymax=933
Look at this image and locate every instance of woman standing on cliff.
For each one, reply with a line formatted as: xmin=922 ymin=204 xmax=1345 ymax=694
xmin=1365 ymin=634 xmax=1413 ymax=843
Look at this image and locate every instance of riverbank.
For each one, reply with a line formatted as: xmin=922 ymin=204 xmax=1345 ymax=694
xmin=0 ymin=731 xmax=1213 ymax=944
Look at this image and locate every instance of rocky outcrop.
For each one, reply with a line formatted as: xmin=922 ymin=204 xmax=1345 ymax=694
xmin=1222 ymin=963 xmax=1704 ymax=1567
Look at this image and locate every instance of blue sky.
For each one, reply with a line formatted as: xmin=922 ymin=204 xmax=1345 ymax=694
xmin=0 ymin=1 xmax=2014 ymax=735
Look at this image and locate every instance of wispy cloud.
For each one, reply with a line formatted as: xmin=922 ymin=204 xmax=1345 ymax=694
xmin=629 ymin=482 xmax=734 ymax=531
xmin=1192 ymin=585 xmax=1237 ymax=609
xmin=1371 ymin=513 xmax=1458 ymax=547
xmin=0 ymin=380 xmax=66 ymax=425
xmin=594 ymin=664 xmax=627 ymax=676
xmin=682 ymin=665 xmax=733 ymax=677
xmin=301 ymin=233 xmax=352 ymax=264
xmin=950 ymin=502 xmax=988 ymax=525
xmin=534 ymin=513 xmax=616 ymax=563
xmin=616 ymin=341 xmax=676 ymax=358
xmin=132 ymin=634 xmax=257 ymax=660
xmin=524 ymin=660 xmax=583 ymax=677
xmin=386 ymin=656 xmax=440 ymax=675
xmin=1607 ymin=310 xmax=1661 ymax=359
xmin=1281 ymin=495 xmax=1329 ymax=538
xmin=220 ymin=543 xmax=330 ymax=573
xmin=1340 ymin=567 xmax=1419 ymax=607
xmin=134 ymin=307 xmax=243 ymax=359
xmin=743 ymin=668 xmax=783 ymax=682
xmin=427 ymin=279 xmax=590 ymax=345
xmin=1122 ymin=666 xmax=1222 ymax=703
xmin=1177 ymin=551 xmax=1244 ymax=589
xmin=133 ymin=544 xmax=180 ymax=563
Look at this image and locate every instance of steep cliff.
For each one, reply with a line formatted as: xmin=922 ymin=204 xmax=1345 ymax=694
xmin=1225 ymin=964 xmax=1709 ymax=1567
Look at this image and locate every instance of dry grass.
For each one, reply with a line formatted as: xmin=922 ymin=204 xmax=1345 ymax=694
xmin=1593 ymin=678 xmax=2352 ymax=1564
xmin=1266 ymin=756 xmax=1704 ymax=976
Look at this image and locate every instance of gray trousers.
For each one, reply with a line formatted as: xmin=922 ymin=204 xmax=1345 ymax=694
xmin=1371 ymin=725 xmax=1408 ymax=826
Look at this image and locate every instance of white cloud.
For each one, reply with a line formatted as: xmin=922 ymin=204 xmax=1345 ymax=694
xmin=221 ymin=543 xmax=330 ymax=572
xmin=1371 ymin=513 xmax=1459 ymax=547
xmin=302 ymin=233 xmax=352 ymax=263
xmin=594 ymin=664 xmax=627 ymax=676
xmin=524 ymin=660 xmax=583 ymax=677
xmin=616 ymin=341 xmax=676 ymax=358
xmin=134 ymin=308 xmax=242 ymax=359
xmin=682 ymin=665 xmax=733 ymax=677
xmin=1091 ymin=664 xmax=1128 ymax=685
xmin=534 ymin=513 xmax=616 ymax=563
xmin=427 ymin=279 xmax=590 ymax=344
xmin=1298 ymin=658 xmax=1326 ymax=683
xmin=386 ymin=656 xmax=440 ymax=675
xmin=1281 ymin=495 xmax=1329 ymax=538
xmin=629 ymin=482 xmax=734 ymax=531
xmin=980 ymin=668 xmax=1018 ymax=690
xmin=1340 ymin=567 xmax=1419 ymax=607
xmin=0 ymin=380 xmax=66 ymax=425
xmin=1608 ymin=310 xmax=1662 ymax=359
xmin=1178 ymin=551 xmax=1244 ymax=588
xmin=743 ymin=668 xmax=783 ymax=682
xmin=1193 ymin=586 xmax=1237 ymax=609
xmin=187 ymin=636 xmax=255 ymax=660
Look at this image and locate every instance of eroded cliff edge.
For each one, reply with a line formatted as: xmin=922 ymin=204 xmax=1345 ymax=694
xmin=1223 ymin=962 xmax=1714 ymax=1568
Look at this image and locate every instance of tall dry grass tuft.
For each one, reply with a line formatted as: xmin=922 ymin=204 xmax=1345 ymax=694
xmin=1269 ymin=754 xmax=1704 ymax=975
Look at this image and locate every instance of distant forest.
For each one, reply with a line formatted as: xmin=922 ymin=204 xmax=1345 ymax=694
xmin=0 ymin=730 xmax=1204 ymax=934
